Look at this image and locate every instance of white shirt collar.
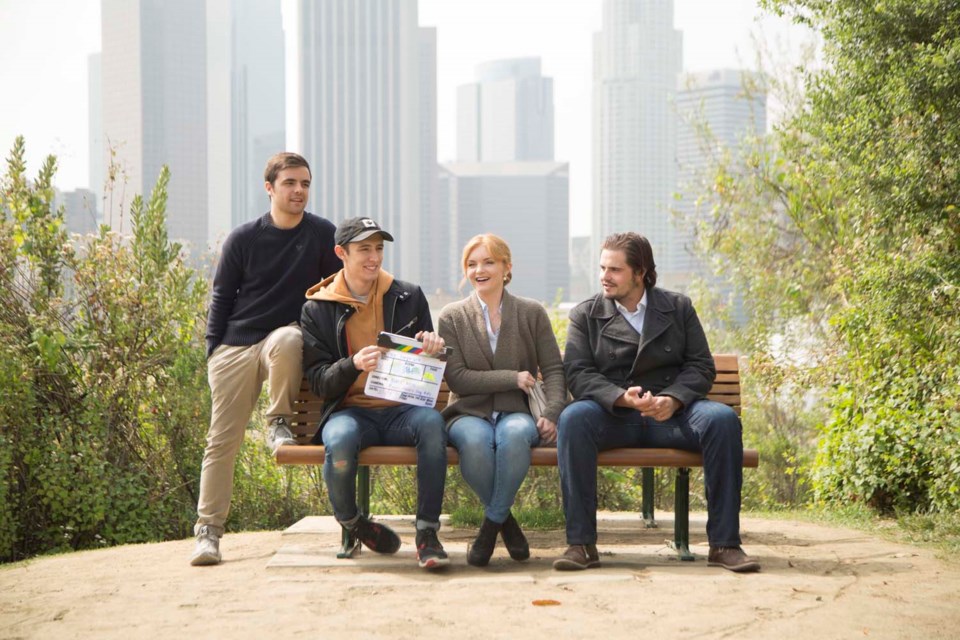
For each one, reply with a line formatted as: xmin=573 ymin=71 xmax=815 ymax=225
xmin=476 ymin=293 xmax=502 ymax=313
xmin=615 ymin=290 xmax=647 ymax=317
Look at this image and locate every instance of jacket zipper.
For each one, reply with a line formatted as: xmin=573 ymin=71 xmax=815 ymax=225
xmin=336 ymin=306 xmax=351 ymax=358
xmin=395 ymin=315 xmax=418 ymax=335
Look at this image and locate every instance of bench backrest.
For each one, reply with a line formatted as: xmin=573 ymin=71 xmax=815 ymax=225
xmin=290 ymin=354 xmax=741 ymax=445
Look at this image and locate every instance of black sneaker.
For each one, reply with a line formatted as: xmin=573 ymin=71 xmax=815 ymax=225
xmin=349 ymin=515 xmax=401 ymax=554
xmin=415 ymin=528 xmax=450 ymax=570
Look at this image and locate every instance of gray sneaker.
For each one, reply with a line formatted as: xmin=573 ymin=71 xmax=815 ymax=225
xmin=190 ymin=525 xmax=221 ymax=566
xmin=267 ymin=416 xmax=296 ymax=453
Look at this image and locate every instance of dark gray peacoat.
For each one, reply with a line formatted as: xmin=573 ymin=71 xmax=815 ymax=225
xmin=563 ymin=286 xmax=716 ymax=415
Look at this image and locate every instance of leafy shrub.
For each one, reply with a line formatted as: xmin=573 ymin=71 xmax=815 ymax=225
xmin=0 ymin=138 xmax=327 ymax=561
xmin=682 ymin=0 xmax=960 ymax=516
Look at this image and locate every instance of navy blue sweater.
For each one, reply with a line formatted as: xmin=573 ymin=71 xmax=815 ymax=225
xmin=205 ymin=212 xmax=341 ymax=357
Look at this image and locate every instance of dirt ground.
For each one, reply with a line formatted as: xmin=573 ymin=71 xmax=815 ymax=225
xmin=2 ymin=512 xmax=959 ymax=640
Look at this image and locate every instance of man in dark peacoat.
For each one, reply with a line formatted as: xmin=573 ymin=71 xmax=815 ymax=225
xmin=553 ymin=232 xmax=760 ymax=573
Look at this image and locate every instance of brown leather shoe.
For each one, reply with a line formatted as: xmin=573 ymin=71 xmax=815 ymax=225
xmin=708 ymin=546 xmax=760 ymax=573
xmin=552 ymin=544 xmax=600 ymax=571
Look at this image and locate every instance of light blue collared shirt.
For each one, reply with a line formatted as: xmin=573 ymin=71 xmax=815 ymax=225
xmin=477 ymin=294 xmax=505 ymax=422
xmin=615 ymin=290 xmax=647 ymax=337
xmin=477 ymin=294 xmax=501 ymax=354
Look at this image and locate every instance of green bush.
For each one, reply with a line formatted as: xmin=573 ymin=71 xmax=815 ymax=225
xmin=681 ymin=0 xmax=960 ymax=517
xmin=0 ymin=138 xmax=328 ymax=561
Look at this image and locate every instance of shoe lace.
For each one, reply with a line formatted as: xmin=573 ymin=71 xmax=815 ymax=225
xmin=197 ymin=525 xmax=218 ymax=540
xmin=418 ymin=528 xmax=439 ymax=550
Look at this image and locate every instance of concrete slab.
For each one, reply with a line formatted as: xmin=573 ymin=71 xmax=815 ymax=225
xmin=267 ymin=515 xmax=711 ymax=591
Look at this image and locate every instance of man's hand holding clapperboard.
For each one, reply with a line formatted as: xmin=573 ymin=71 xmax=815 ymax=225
xmin=363 ymin=332 xmax=453 ymax=408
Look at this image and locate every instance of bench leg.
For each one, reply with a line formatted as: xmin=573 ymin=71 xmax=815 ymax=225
xmin=337 ymin=466 xmax=372 ymax=559
xmin=641 ymin=467 xmax=657 ymax=528
xmin=670 ymin=467 xmax=695 ymax=561
xmin=358 ymin=465 xmax=371 ymax=517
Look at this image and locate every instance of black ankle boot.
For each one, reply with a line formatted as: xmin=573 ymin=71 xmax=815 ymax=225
xmin=500 ymin=512 xmax=530 ymax=561
xmin=467 ymin=517 xmax=501 ymax=567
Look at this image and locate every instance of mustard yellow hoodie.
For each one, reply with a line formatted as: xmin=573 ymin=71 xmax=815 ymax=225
xmin=305 ymin=269 xmax=398 ymax=409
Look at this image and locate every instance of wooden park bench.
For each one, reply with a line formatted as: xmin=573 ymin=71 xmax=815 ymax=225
xmin=275 ymin=353 xmax=759 ymax=560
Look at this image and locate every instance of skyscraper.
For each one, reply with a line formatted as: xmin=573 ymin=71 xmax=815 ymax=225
xmin=231 ymin=0 xmax=286 ymax=227
xmin=457 ymin=58 xmax=554 ymax=163
xmin=87 ymin=53 xmax=103 ymax=219
xmin=593 ymin=0 xmax=682 ymax=279
xmin=418 ymin=27 xmax=445 ymax=296
xmin=671 ymin=68 xmax=766 ymax=293
xmin=298 ymin=0 xmax=423 ymax=280
xmin=55 ymin=188 xmax=99 ymax=237
xmin=100 ymin=0 xmax=208 ymax=253
xmin=443 ymin=56 xmax=569 ymax=301
xmin=442 ymin=161 xmax=570 ymax=302
xmin=206 ymin=0 xmax=286 ymax=246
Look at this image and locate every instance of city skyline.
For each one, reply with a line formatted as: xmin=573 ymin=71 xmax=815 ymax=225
xmin=100 ymin=0 xmax=210 ymax=253
xmin=592 ymin=0 xmax=682 ymax=278
xmin=444 ymin=55 xmax=568 ymax=300
xmin=0 ymin=0 xmax=812 ymax=239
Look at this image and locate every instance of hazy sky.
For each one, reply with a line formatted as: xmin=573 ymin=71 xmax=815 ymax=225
xmin=0 ymin=0 xmax=809 ymax=236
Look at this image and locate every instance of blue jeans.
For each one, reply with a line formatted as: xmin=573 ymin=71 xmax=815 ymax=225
xmin=447 ymin=413 xmax=540 ymax=523
xmin=557 ymin=399 xmax=744 ymax=547
xmin=321 ymin=405 xmax=448 ymax=530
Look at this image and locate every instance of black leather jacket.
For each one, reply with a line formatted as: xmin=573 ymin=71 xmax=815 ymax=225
xmin=300 ymin=279 xmax=434 ymax=441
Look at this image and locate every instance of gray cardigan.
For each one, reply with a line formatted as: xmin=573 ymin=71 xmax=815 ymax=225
xmin=437 ymin=290 xmax=567 ymax=426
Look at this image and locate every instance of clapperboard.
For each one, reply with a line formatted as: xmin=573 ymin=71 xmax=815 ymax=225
xmin=364 ymin=332 xmax=452 ymax=408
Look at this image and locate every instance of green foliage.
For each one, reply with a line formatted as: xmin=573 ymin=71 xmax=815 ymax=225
xmin=684 ymin=0 xmax=960 ymax=516
xmin=0 ymin=138 xmax=327 ymax=561
xmin=227 ymin=422 xmax=328 ymax=531
xmin=449 ymin=503 xmax=565 ymax=530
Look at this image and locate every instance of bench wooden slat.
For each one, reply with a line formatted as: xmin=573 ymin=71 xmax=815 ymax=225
xmin=275 ymin=444 xmax=760 ymax=468
xmin=706 ymin=394 xmax=740 ymax=406
xmin=708 ymin=383 xmax=740 ymax=394
xmin=713 ymin=353 xmax=739 ymax=372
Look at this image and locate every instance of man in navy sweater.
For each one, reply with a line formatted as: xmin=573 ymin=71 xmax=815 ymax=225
xmin=191 ymin=152 xmax=341 ymax=566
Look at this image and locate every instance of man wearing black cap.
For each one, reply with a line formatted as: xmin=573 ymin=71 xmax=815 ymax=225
xmin=300 ymin=217 xmax=450 ymax=570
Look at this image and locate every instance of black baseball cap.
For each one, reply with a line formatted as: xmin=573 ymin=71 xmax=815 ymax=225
xmin=334 ymin=217 xmax=395 ymax=246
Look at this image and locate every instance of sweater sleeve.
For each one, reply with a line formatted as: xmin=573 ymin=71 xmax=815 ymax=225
xmin=205 ymin=230 xmax=243 ymax=358
xmin=532 ymin=303 xmax=567 ymax=422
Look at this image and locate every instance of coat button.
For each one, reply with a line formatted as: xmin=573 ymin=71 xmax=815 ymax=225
xmin=609 ymin=352 xmax=616 ymax=359
xmin=665 ymin=375 xmax=672 ymax=382
xmin=664 ymin=345 xmax=672 ymax=352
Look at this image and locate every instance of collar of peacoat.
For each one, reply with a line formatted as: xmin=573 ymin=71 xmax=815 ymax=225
xmin=589 ymin=286 xmax=677 ymax=352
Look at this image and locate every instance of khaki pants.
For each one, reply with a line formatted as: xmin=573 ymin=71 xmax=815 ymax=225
xmin=195 ymin=325 xmax=302 ymax=534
